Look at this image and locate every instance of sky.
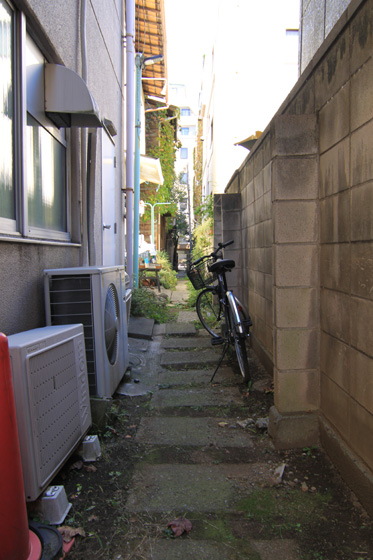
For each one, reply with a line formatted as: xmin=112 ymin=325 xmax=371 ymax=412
xmin=164 ymin=0 xmax=300 ymax=115
xmin=164 ymin=0 xmax=218 ymax=108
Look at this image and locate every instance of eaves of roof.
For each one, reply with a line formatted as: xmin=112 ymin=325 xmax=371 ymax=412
xmin=135 ymin=0 xmax=168 ymax=108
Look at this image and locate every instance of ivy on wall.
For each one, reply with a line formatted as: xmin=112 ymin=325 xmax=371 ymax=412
xmin=145 ymin=109 xmax=181 ymax=221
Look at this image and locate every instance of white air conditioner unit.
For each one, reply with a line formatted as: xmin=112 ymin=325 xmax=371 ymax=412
xmin=44 ymin=266 xmax=129 ymax=398
xmin=7 ymin=324 xmax=91 ymax=502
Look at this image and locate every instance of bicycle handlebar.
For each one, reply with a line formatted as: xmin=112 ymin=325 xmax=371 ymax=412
xmin=192 ymin=239 xmax=234 ymax=266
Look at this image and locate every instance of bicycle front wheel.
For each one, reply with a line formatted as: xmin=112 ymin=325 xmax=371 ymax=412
xmin=196 ymin=287 xmax=223 ymax=338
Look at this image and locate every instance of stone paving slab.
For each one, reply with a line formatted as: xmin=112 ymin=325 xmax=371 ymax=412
xmin=150 ymin=386 xmax=242 ymax=410
xmin=147 ymin=539 xmax=259 ymax=560
xmin=165 ymin=323 xmax=197 ymax=336
xmin=251 ymin=539 xmax=301 ymax=560
xmin=157 ymin=369 xmax=212 ymax=387
xmin=156 ymin=368 xmax=234 ymax=387
xmin=161 ymin=337 xmax=212 ymax=349
xmin=128 ymin=316 xmax=154 ymax=339
xmin=125 ymin=463 xmax=275 ymax=513
xmin=160 ymin=348 xmax=220 ymax=368
xmin=177 ymin=310 xmax=199 ymax=323
xmin=136 ymin=417 xmax=254 ymax=447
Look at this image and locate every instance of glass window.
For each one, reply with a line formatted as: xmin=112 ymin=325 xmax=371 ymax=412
xmin=0 ymin=10 xmax=69 ymax=240
xmin=180 ymin=127 xmax=189 ymax=136
xmin=181 ymin=108 xmax=190 ymax=116
xmin=26 ymin=114 xmax=66 ymax=231
xmin=0 ymin=0 xmax=15 ymax=224
xmin=180 ymin=147 xmax=188 ymax=159
xmin=181 ymin=172 xmax=188 ymax=184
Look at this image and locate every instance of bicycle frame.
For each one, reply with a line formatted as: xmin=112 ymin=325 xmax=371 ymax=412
xmin=215 ymin=271 xmax=245 ymax=337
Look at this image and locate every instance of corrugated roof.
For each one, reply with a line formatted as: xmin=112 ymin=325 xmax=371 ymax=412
xmin=135 ymin=0 xmax=168 ymax=107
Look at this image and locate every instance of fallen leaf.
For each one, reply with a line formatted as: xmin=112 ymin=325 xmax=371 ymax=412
xmin=167 ymin=517 xmax=192 ymax=537
xmin=88 ymin=515 xmax=99 ymax=522
xmin=125 ymin=435 xmax=132 ymax=439
xmin=58 ymin=526 xmax=86 ymax=543
xmin=83 ymin=464 xmax=97 ymax=472
xmin=301 ymin=482 xmax=309 ymax=493
xmin=69 ymin=460 xmax=83 ymax=471
xmin=218 ymin=422 xmax=229 ymax=428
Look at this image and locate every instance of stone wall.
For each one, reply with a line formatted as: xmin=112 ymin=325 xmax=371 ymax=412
xmin=223 ymin=0 xmax=373 ymax=516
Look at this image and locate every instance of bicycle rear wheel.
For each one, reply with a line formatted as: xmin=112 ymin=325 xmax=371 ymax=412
xmin=227 ymin=297 xmax=251 ymax=383
xmin=196 ymin=287 xmax=222 ymax=338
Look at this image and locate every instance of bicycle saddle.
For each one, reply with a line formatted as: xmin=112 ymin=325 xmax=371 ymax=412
xmin=209 ymin=259 xmax=235 ymax=273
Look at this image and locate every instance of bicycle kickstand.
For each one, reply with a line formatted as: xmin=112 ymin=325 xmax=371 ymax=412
xmin=210 ymin=341 xmax=229 ymax=382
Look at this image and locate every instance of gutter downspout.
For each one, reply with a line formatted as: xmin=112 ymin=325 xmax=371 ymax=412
xmin=80 ymin=0 xmax=89 ymax=266
xmin=133 ymin=52 xmax=143 ymax=288
xmin=125 ymin=0 xmax=135 ymax=287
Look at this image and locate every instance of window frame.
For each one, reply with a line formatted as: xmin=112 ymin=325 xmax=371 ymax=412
xmin=0 ymin=3 xmax=71 ymax=243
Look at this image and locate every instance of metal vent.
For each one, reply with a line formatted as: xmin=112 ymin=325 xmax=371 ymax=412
xmin=104 ymin=283 xmax=119 ymax=365
xmin=48 ymin=274 xmax=97 ymax=395
xmin=27 ymin=339 xmax=82 ymax=494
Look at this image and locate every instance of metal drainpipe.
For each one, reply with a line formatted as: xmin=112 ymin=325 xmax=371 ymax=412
xmin=133 ymin=52 xmax=143 ymax=288
xmin=80 ymin=0 xmax=89 ymax=266
xmin=125 ymin=0 xmax=135 ymax=287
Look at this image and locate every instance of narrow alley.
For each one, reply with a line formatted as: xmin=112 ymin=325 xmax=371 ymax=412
xmin=61 ymin=277 xmax=373 ymax=560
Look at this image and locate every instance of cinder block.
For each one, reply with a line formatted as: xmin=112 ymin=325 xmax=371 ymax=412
xmin=274 ymin=369 xmax=320 ymax=412
xmin=351 ymin=242 xmax=373 ymax=299
xmin=221 ymin=193 xmax=241 ymax=211
xmin=351 ymin=181 xmax=373 ymax=240
xmin=269 ymin=405 xmax=319 ymax=449
xmin=254 ymin=170 xmax=264 ymax=200
xmin=350 ymin=296 xmax=373 ymax=356
xmin=350 ymin=347 xmax=373 ymax=414
xmin=320 ymin=331 xmax=350 ymax=392
xmin=352 ymin=122 xmax=373 ymax=186
xmin=275 ymin=327 xmax=319 ymax=370
xmin=320 ymin=243 xmax=350 ymax=293
xmin=274 ymin=200 xmax=318 ymax=243
xmin=351 ymin=56 xmax=373 ymax=131
xmin=223 ymin=211 xmax=241 ymax=232
xmin=275 ymin=287 xmax=318 ymax=328
xmin=273 ymin=156 xmax=318 ymax=200
xmin=320 ymin=138 xmax=350 ymax=198
xmin=263 ymin=162 xmax=272 ymax=193
xmin=263 ymin=219 xmax=273 ymax=247
xmin=320 ymin=191 xmax=350 ymax=243
xmin=315 ymin=31 xmax=349 ymax=110
xmin=350 ymin=0 xmax=373 ymax=74
xmin=319 ymin=83 xmax=350 ymax=153
xmin=320 ymin=374 xmax=350 ymax=437
xmin=272 ymin=114 xmax=318 ymax=156
xmin=274 ymin=244 xmax=317 ymax=287
xmin=320 ymin=288 xmax=350 ymax=343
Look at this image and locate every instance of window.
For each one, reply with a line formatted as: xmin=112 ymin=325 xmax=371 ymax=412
xmin=180 ymin=127 xmax=189 ymax=136
xmin=180 ymin=147 xmax=188 ymax=159
xmin=181 ymin=108 xmax=190 ymax=116
xmin=181 ymin=172 xmax=188 ymax=184
xmin=0 ymin=0 xmax=15 ymax=230
xmin=0 ymin=1 xmax=69 ymax=241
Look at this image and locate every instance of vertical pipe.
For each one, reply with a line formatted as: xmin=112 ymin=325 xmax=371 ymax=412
xmin=125 ymin=0 xmax=135 ymax=287
xmin=80 ymin=0 xmax=89 ymax=266
xmin=133 ymin=53 xmax=143 ymax=288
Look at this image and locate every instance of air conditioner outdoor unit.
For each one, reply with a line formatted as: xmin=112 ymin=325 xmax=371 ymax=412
xmin=44 ymin=266 xmax=129 ymax=398
xmin=7 ymin=324 xmax=91 ymax=502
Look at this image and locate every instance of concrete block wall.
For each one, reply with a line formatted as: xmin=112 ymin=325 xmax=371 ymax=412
xmin=214 ymin=193 xmax=243 ymax=302
xmin=224 ymin=0 xmax=373 ymax=516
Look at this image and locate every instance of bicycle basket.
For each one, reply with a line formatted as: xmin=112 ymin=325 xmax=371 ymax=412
xmin=187 ymin=258 xmax=216 ymax=289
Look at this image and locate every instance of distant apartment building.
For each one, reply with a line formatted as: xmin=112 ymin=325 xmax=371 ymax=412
xmin=199 ymin=0 xmax=300 ymax=198
xmin=169 ymin=83 xmax=197 ymax=243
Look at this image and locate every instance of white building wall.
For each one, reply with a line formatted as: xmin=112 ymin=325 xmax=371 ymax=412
xmin=200 ymin=0 xmax=300 ymax=195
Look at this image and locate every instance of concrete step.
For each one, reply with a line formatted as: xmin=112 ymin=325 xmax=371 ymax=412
xmin=160 ymin=348 xmax=222 ymax=368
xmin=150 ymin=386 xmax=243 ymax=411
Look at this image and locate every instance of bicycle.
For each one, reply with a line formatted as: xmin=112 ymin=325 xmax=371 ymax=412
xmin=187 ymin=240 xmax=252 ymax=384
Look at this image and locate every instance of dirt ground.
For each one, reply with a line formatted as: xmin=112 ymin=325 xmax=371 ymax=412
xmin=50 ymin=363 xmax=373 ymax=560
